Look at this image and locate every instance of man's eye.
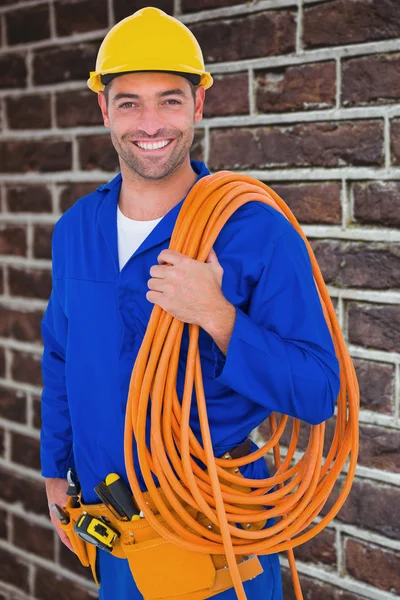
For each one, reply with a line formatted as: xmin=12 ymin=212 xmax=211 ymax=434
xmin=165 ymin=99 xmax=181 ymax=105
xmin=120 ymin=102 xmax=135 ymax=108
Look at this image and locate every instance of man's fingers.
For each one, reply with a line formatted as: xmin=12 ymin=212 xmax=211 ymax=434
xmin=50 ymin=513 xmax=76 ymax=553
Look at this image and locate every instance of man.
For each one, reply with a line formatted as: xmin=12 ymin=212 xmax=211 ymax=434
xmin=40 ymin=7 xmax=340 ymax=600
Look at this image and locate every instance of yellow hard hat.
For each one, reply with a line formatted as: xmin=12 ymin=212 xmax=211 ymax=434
xmin=87 ymin=7 xmax=213 ymax=93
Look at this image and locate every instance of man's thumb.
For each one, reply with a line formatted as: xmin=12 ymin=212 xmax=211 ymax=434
xmin=206 ymin=247 xmax=218 ymax=264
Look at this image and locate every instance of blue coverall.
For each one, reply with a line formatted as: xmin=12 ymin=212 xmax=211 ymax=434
xmin=40 ymin=160 xmax=340 ymax=599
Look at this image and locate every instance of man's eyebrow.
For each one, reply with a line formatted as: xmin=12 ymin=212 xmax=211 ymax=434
xmin=112 ymin=89 xmax=187 ymax=103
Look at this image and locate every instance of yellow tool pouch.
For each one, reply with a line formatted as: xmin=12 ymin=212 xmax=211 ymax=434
xmin=60 ymin=482 xmax=263 ymax=599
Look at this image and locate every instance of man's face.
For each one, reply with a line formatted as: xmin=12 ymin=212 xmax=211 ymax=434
xmin=98 ymin=72 xmax=205 ymax=181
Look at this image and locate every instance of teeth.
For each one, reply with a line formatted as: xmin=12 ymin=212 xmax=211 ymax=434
xmin=136 ymin=140 xmax=171 ymax=150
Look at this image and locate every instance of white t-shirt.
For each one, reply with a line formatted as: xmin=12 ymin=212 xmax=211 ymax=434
xmin=117 ymin=203 xmax=163 ymax=270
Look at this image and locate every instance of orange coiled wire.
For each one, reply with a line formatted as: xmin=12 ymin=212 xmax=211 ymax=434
xmin=124 ymin=171 xmax=360 ymax=600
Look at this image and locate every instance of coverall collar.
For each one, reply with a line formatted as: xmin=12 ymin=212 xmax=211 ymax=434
xmin=96 ymin=160 xmax=210 ymax=277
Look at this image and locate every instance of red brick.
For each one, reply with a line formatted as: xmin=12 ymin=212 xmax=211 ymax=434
xmin=11 ymin=349 xmax=43 ymax=386
xmin=269 ymin=182 xmax=341 ymax=224
xmin=0 ymin=427 xmax=4 ymax=458
xmin=0 ymin=468 xmax=48 ymax=515
xmin=352 ymin=181 xmax=400 ymax=228
xmin=358 ymin=424 xmax=400 ymax=472
xmin=0 ymin=349 xmax=5 ymax=378
xmin=9 ymin=267 xmax=52 ymax=300
xmin=343 ymin=53 xmax=400 ymax=107
xmin=209 ymin=121 xmax=384 ymax=169
xmin=346 ymin=538 xmax=400 ymax=594
xmin=190 ymin=10 xmax=296 ymax=64
xmin=391 ymin=119 xmax=400 ymax=165
xmin=182 ymin=0 xmax=242 ymax=11
xmin=6 ymin=185 xmax=52 ymax=213
xmin=55 ymin=0 xmax=108 ymax=37
xmin=291 ymin=528 xmax=336 ymax=568
xmin=6 ymin=94 xmax=51 ymax=130
xmin=34 ymin=566 xmax=98 ymax=600
xmin=204 ymin=73 xmax=249 ymax=118
xmin=348 ymin=302 xmax=400 ymax=353
xmin=304 ymin=0 xmax=400 ymax=49
xmin=0 ymin=140 xmax=72 ymax=173
xmin=6 ymin=4 xmax=50 ymax=45
xmin=323 ymin=478 xmax=400 ymax=539
xmin=13 ymin=515 xmax=54 ymax=560
xmin=56 ymin=90 xmax=103 ymax=128
xmin=0 ymin=386 xmax=27 ymax=424
xmin=191 ymin=129 xmax=204 ymax=163
xmin=59 ymin=183 xmax=101 ymax=213
xmin=33 ymin=225 xmax=54 ymax=259
xmin=255 ymin=62 xmax=336 ymax=113
xmin=11 ymin=432 xmax=41 ymax=470
xmin=0 ymin=307 xmax=43 ymax=342
xmin=33 ymin=41 xmax=99 ymax=86
xmin=0 ymin=507 xmax=7 ymax=539
xmin=0 ymin=547 xmax=29 ymax=592
xmin=310 ymin=241 xmax=400 ymax=289
xmin=114 ymin=0 xmax=173 ymax=21
xmin=78 ymin=135 xmax=119 ymax=171
xmin=352 ymin=359 xmax=394 ymax=414
xmin=0 ymin=225 xmax=26 ymax=256
xmin=282 ymin=569 xmax=359 ymax=600
xmin=32 ymin=395 xmax=42 ymax=430
xmin=0 ymin=53 xmax=27 ymax=89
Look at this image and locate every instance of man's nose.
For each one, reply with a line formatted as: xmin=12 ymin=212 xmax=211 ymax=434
xmin=136 ymin=106 xmax=166 ymax=137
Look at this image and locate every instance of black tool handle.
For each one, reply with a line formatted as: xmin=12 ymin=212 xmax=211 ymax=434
xmin=105 ymin=474 xmax=140 ymax=519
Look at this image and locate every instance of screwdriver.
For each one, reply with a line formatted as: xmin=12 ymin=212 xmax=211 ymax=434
xmin=105 ymin=473 xmax=141 ymax=520
xmin=50 ymin=503 xmax=70 ymax=525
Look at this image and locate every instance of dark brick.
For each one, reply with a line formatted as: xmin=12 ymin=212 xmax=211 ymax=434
xmin=282 ymin=568 xmax=360 ymax=600
xmin=209 ymin=121 xmax=384 ymax=170
xmin=33 ymin=42 xmax=99 ymax=86
xmin=56 ymin=90 xmax=103 ymax=128
xmin=255 ymin=62 xmax=336 ymax=113
xmin=182 ymin=0 xmax=242 ymax=11
xmin=0 ymin=386 xmax=27 ymax=424
xmin=0 ymin=468 xmax=49 ymax=516
xmin=348 ymin=302 xmax=400 ymax=353
xmin=0 ymin=507 xmax=7 ymax=539
xmin=0 ymin=225 xmax=26 ymax=256
xmin=13 ymin=515 xmax=54 ymax=560
xmin=0 ymin=140 xmax=72 ymax=173
xmin=343 ymin=53 xmax=400 ymax=107
xmin=190 ymin=10 xmax=296 ymax=64
xmin=304 ymin=0 xmax=400 ymax=49
xmin=0 ymin=307 xmax=43 ymax=342
xmin=0 ymin=427 xmax=4 ymax=458
xmin=310 ymin=241 xmax=400 ymax=289
xmin=114 ymin=0 xmax=173 ymax=21
xmin=6 ymin=185 xmax=52 ymax=213
xmin=191 ymin=129 xmax=204 ymax=163
xmin=358 ymin=424 xmax=400 ymax=472
xmin=291 ymin=528 xmax=336 ymax=568
xmin=353 ymin=359 xmax=394 ymax=414
xmin=352 ymin=181 xmax=400 ymax=228
xmin=6 ymin=4 xmax=50 ymax=45
xmin=6 ymin=94 xmax=51 ymax=130
xmin=0 ymin=547 xmax=29 ymax=592
xmin=9 ymin=267 xmax=52 ymax=300
xmin=203 ymin=73 xmax=249 ymax=118
xmin=33 ymin=395 xmax=42 ymax=430
xmin=391 ymin=119 xmax=400 ymax=165
xmin=0 ymin=53 xmax=27 ymax=89
xmin=346 ymin=538 xmax=400 ymax=594
xmin=323 ymin=478 xmax=400 ymax=539
xmin=78 ymin=135 xmax=119 ymax=171
xmin=55 ymin=0 xmax=108 ymax=36
xmin=35 ymin=566 xmax=98 ymax=600
xmin=11 ymin=349 xmax=43 ymax=386
xmin=0 ymin=349 xmax=5 ymax=378
xmin=59 ymin=183 xmax=100 ymax=213
xmin=269 ymin=182 xmax=341 ymax=224
xmin=11 ymin=431 xmax=41 ymax=470
xmin=34 ymin=225 xmax=54 ymax=259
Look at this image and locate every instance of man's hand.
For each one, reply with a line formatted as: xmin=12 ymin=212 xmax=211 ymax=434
xmin=45 ymin=477 xmax=75 ymax=553
xmin=146 ymin=247 xmax=229 ymax=327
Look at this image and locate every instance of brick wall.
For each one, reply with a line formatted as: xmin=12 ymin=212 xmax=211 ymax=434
xmin=0 ymin=0 xmax=399 ymax=598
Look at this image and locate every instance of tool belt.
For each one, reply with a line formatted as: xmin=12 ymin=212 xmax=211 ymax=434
xmin=60 ymin=439 xmax=266 ymax=599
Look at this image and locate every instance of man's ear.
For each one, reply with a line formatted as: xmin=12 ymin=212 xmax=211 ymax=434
xmin=194 ymin=86 xmax=205 ymax=123
xmin=98 ymin=92 xmax=110 ymax=128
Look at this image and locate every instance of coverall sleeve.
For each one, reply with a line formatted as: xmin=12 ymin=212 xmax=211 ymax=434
xmin=40 ymin=226 xmax=74 ymax=478
xmin=212 ymin=226 xmax=340 ymax=425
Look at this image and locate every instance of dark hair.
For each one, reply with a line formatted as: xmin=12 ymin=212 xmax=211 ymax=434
xmin=102 ymin=73 xmax=197 ymax=105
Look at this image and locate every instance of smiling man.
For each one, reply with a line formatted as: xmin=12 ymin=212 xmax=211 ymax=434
xmin=40 ymin=6 xmax=340 ymax=600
